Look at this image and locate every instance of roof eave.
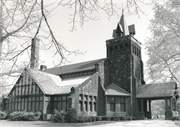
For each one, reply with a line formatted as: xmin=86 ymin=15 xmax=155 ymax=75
xmin=105 ymin=94 xmax=131 ymax=96
xmin=136 ymin=95 xmax=173 ymax=99
xmin=59 ymin=68 xmax=96 ymax=75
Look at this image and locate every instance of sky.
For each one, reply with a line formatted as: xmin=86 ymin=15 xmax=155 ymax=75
xmin=1 ymin=1 xmax=155 ymax=86
xmin=39 ymin=1 xmax=154 ymax=70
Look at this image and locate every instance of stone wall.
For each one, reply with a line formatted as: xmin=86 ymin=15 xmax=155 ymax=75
xmin=106 ymin=96 xmax=131 ymax=116
xmin=131 ymin=54 xmax=143 ymax=117
xmin=105 ymin=35 xmax=144 ymax=118
xmin=72 ymin=73 xmax=100 ymax=116
xmin=104 ymin=54 xmax=132 ymax=93
xmin=165 ymin=111 xmax=173 ymax=120
xmin=97 ymin=61 xmax=106 ymax=116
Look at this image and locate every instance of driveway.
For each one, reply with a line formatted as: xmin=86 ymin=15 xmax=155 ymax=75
xmin=0 ymin=119 xmax=179 ymax=127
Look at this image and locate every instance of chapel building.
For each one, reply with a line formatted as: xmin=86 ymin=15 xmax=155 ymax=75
xmin=1 ymin=12 xmax=179 ymax=120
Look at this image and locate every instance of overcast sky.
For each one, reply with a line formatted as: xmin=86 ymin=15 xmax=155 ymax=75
xmin=39 ymin=1 xmax=154 ymax=70
xmin=2 ymin=1 xmax=155 ymax=86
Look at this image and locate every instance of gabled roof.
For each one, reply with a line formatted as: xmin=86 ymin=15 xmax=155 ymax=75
xmin=53 ymin=76 xmax=91 ymax=95
xmin=105 ymin=83 xmax=130 ymax=96
xmin=137 ymin=82 xmax=177 ymax=99
xmin=43 ymin=58 xmax=105 ymax=75
xmin=27 ymin=68 xmax=92 ymax=95
xmin=27 ymin=69 xmax=61 ymax=95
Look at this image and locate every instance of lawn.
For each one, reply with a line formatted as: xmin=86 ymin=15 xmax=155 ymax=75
xmin=0 ymin=119 xmax=179 ymax=127
xmin=174 ymin=121 xmax=180 ymax=126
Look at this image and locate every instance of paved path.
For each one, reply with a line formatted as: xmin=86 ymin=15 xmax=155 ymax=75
xmin=0 ymin=119 xmax=179 ymax=127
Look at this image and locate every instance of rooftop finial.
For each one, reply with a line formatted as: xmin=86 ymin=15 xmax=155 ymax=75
xmin=122 ymin=4 xmax=124 ymax=15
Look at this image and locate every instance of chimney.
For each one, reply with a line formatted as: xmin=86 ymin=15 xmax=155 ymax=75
xmin=30 ymin=38 xmax=39 ymax=70
xmin=40 ymin=65 xmax=47 ymax=71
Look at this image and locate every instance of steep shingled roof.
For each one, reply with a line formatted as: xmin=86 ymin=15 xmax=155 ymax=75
xmin=43 ymin=58 xmax=105 ymax=75
xmin=105 ymin=83 xmax=130 ymax=96
xmin=27 ymin=69 xmax=61 ymax=95
xmin=137 ymin=82 xmax=177 ymax=99
xmin=53 ymin=76 xmax=91 ymax=95
xmin=27 ymin=69 xmax=92 ymax=95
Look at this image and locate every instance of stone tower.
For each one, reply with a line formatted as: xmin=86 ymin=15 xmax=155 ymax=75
xmin=104 ymin=12 xmax=145 ymax=117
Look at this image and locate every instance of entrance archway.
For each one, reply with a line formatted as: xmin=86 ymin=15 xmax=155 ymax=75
xmin=137 ymin=97 xmax=177 ymax=119
xmin=151 ymin=100 xmax=165 ymax=119
xmin=136 ymin=82 xmax=178 ymax=120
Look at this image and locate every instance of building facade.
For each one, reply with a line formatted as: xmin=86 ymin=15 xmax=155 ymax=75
xmin=1 ymin=13 xmax=179 ymax=120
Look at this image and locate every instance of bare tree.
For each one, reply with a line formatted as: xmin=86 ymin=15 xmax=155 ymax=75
xmin=145 ymin=0 xmax=180 ymax=84
xmin=0 ymin=0 xmax=153 ymax=90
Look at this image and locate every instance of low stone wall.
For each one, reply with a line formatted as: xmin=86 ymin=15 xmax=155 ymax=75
xmin=165 ymin=111 xmax=173 ymax=120
xmin=137 ymin=112 xmax=145 ymax=120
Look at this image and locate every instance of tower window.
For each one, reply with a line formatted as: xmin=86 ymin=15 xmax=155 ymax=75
xmin=124 ymin=43 xmax=128 ymax=52
xmin=114 ymin=46 xmax=118 ymax=54
xmin=136 ymin=47 xmax=138 ymax=56
xmin=139 ymin=50 xmax=141 ymax=58
xmin=119 ymin=45 xmax=122 ymax=53
xmin=110 ymin=46 xmax=113 ymax=55
xmin=132 ymin=45 xmax=135 ymax=54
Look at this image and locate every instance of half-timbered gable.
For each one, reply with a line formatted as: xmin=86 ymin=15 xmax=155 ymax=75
xmin=7 ymin=68 xmax=44 ymax=112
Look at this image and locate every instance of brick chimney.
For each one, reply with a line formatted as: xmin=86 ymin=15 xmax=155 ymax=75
xmin=40 ymin=65 xmax=47 ymax=71
xmin=30 ymin=38 xmax=39 ymax=70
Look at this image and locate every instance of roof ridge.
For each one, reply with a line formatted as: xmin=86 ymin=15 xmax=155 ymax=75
xmin=26 ymin=69 xmax=48 ymax=94
xmin=45 ymin=58 xmax=105 ymax=70
xmin=145 ymin=81 xmax=176 ymax=85
xmin=27 ymin=68 xmax=61 ymax=95
xmin=76 ymin=72 xmax=98 ymax=89
xmin=43 ymin=58 xmax=106 ymax=72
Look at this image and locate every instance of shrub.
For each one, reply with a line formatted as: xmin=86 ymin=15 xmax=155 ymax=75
xmin=106 ymin=116 xmax=111 ymax=121
xmin=101 ymin=116 xmax=105 ymax=120
xmin=65 ymin=108 xmax=78 ymax=123
xmin=132 ymin=116 xmax=136 ymax=120
xmin=91 ymin=116 xmax=97 ymax=121
xmin=9 ymin=111 xmax=19 ymax=120
xmin=88 ymin=117 xmax=92 ymax=122
xmin=51 ymin=109 xmax=66 ymax=123
xmin=96 ymin=116 xmax=102 ymax=121
xmin=102 ymin=116 xmax=111 ymax=121
xmin=77 ymin=116 xmax=87 ymax=123
xmin=172 ymin=116 xmax=180 ymax=121
xmin=79 ymin=111 xmax=88 ymax=117
xmin=9 ymin=111 xmax=41 ymax=121
xmin=112 ymin=112 xmax=120 ymax=117
xmin=119 ymin=116 xmax=126 ymax=120
xmin=77 ymin=111 xmax=89 ymax=123
xmin=111 ymin=117 xmax=115 ymax=121
xmin=0 ymin=111 xmax=8 ymax=120
xmin=111 ymin=116 xmax=120 ymax=121
xmin=116 ymin=117 xmax=120 ymax=121
xmin=32 ymin=111 xmax=42 ymax=121
xmin=19 ymin=112 xmax=30 ymax=121
xmin=125 ymin=116 xmax=132 ymax=120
